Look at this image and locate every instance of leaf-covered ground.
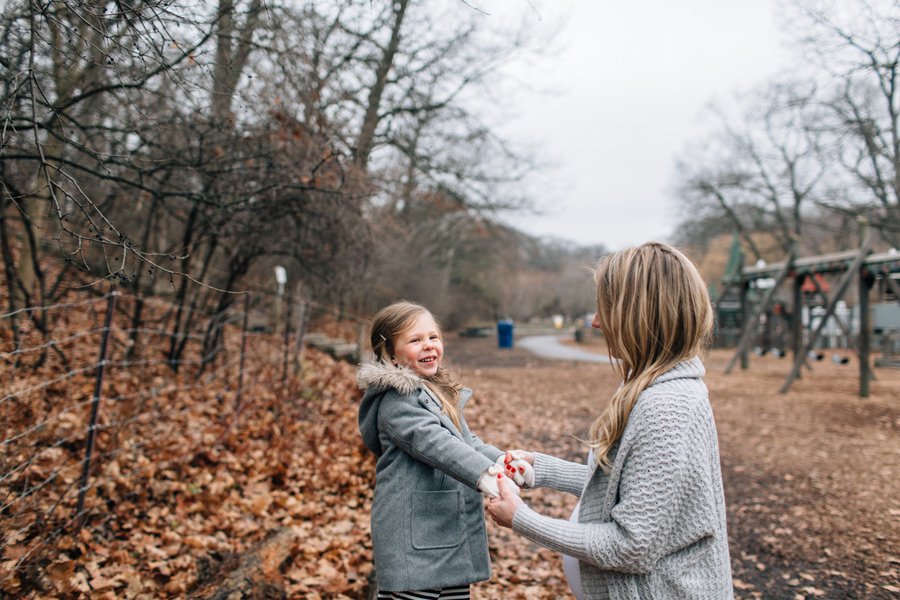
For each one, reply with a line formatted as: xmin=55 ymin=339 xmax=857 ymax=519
xmin=5 ymin=323 xmax=899 ymax=599
xmin=446 ymin=335 xmax=900 ymax=600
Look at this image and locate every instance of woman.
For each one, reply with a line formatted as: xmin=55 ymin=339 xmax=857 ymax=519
xmin=488 ymin=242 xmax=734 ymax=599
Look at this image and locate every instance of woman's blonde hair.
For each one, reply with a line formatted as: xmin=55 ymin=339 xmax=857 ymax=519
xmin=589 ymin=242 xmax=713 ymax=470
xmin=369 ymin=301 xmax=463 ymax=430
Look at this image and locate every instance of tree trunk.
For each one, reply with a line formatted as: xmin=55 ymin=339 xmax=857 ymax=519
xmin=354 ymin=0 xmax=409 ymax=172
xmin=212 ymin=0 xmax=264 ymax=126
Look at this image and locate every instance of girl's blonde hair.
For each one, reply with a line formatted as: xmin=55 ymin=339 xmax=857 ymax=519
xmin=589 ymin=242 xmax=713 ymax=470
xmin=369 ymin=301 xmax=463 ymax=430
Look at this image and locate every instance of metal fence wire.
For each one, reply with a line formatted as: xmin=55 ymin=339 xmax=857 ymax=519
xmin=0 ymin=289 xmax=362 ymax=592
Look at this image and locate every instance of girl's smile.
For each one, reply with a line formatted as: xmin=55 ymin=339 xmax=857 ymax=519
xmin=393 ymin=313 xmax=444 ymax=378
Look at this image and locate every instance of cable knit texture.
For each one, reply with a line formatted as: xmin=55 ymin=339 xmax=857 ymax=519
xmin=513 ymin=357 xmax=734 ymax=599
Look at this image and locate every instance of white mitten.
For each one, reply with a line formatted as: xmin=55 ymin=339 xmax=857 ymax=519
xmin=495 ymin=453 xmax=535 ymax=488
xmin=477 ymin=464 xmax=519 ymax=498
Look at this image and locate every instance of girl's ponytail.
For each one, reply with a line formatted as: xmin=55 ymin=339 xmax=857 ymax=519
xmin=424 ymin=366 xmax=463 ymax=431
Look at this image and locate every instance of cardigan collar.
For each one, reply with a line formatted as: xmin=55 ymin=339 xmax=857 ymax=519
xmin=648 ymin=356 xmax=706 ymax=386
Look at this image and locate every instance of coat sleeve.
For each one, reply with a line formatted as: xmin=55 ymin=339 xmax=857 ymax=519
xmin=512 ymin=396 xmax=711 ymax=574
xmin=378 ymin=390 xmax=496 ymax=489
xmin=469 ymin=432 xmax=503 ymax=462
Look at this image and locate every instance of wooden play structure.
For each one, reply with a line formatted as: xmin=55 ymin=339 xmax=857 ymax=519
xmin=716 ymin=227 xmax=900 ymax=397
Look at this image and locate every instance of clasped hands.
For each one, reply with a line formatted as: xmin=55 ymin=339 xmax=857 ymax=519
xmin=478 ymin=450 xmax=534 ymax=528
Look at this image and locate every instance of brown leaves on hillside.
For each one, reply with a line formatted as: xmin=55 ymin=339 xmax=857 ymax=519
xmin=1 ymin=297 xmax=375 ymax=600
xmin=6 ymin=317 xmax=900 ymax=600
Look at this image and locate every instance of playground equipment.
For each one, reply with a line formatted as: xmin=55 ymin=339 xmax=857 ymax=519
xmin=874 ymin=330 xmax=900 ymax=369
xmin=717 ymin=224 xmax=900 ymax=397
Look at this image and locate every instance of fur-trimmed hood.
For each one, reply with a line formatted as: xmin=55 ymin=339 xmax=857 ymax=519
xmin=357 ymin=360 xmax=427 ymax=456
xmin=356 ymin=359 xmax=424 ymax=395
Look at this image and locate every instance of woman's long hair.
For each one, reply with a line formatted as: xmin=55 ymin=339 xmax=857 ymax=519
xmin=589 ymin=242 xmax=713 ymax=470
xmin=369 ymin=301 xmax=463 ymax=430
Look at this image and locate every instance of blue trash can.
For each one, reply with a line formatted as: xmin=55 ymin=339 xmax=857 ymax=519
xmin=497 ymin=320 xmax=514 ymax=348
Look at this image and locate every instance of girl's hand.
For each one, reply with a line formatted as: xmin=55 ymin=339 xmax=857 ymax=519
xmin=499 ymin=450 xmax=535 ymax=487
xmin=478 ymin=466 xmax=520 ymax=498
xmin=487 ymin=477 xmax=525 ymax=528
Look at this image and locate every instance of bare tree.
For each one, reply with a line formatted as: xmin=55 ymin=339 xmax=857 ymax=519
xmin=247 ymin=1 xmax=554 ymax=320
xmin=2 ymin=0 xmax=557 ymax=339
xmin=671 ymin=0 xmax=900 ymax=269
xmin=673 ymin=80 xmax=833 ymax=261
xmin=0 ymin=0 xmax=373 ymax=363
xmin=258 ymin=1 xmax=547 ymax=210
xmin=1 ymin=1 xmax=211 ymax=303
xmin=787 ymin=0 xmax=900 ymax=247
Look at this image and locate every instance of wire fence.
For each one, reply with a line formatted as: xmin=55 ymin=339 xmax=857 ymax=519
xmin=0 ymin=288 xmax=364 ymax=594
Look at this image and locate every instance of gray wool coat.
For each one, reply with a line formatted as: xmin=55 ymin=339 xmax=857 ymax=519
xmin=512 ymin=358 xmax=734 ymax=600
xmin=357 ymin=361 xmax=504 ymax=592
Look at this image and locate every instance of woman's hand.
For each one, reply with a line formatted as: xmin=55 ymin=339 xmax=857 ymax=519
xmin=504 ymin=449 xmax=534 ymax=466
xmin=487 ymin=477 xmax=525 ymax=528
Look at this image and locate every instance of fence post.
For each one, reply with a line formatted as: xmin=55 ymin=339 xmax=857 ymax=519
xmin=292 ymin=300 xmax=309 ymax=376
xmin=281 ymin=295 xmax=293 ymax=389
xmin=236 ymin=292 xmax=250 ymax=414
xmin=76 ymin=291 xmax=118 ymax=529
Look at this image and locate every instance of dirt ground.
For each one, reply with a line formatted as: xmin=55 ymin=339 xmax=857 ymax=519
xmin=442 ymin=333 xmax=900 ymax=600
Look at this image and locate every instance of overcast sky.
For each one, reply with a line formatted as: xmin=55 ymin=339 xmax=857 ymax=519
xmin=489 ymin=0 xmax=793 ymax=251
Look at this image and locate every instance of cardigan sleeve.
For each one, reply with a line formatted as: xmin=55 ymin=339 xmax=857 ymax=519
xmin=532 ymin=452 xmax=590 ymax=497
xmin=513 ymin=394 xmax=714 ymax=574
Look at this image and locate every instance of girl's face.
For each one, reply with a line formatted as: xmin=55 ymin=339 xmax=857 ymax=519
xmin=392 ymin=313 xmax=444 ymax=378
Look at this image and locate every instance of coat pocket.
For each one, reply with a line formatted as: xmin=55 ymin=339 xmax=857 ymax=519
xmin=410 ymin=490 xmax=461 ymax=549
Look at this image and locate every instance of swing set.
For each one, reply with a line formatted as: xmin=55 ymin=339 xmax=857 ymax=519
xmin=715 ymin=224 xmax=900 ymax=397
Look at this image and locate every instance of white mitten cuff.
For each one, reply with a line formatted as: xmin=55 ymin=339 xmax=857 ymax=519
xmin=477 ymin=465 xmax=520 ymax=498
xmin=494 ymin=454 xmax=535 ymax=488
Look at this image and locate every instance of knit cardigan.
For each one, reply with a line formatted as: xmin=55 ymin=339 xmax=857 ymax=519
xmin=512 ymin=357 xmax=734 ymax=600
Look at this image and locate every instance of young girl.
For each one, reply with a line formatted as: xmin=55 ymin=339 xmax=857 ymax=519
xmin=488 ymin=242 xmax=734 ymax=599
xmin=357 ymin=301 xmax=511 ymax=599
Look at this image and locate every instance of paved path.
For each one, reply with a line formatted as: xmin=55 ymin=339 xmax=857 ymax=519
xmin=517 ymin=335 xmax=612 ymax=363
